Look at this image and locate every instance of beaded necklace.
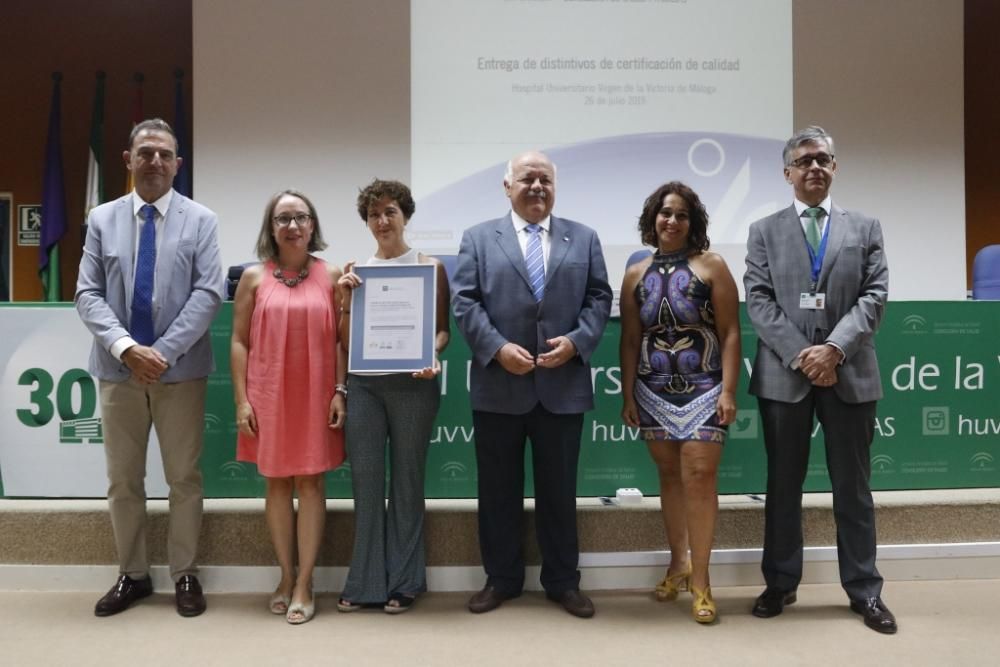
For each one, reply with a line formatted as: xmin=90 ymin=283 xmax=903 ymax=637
xmin=273 ymin=258 xmax=310 ymax=288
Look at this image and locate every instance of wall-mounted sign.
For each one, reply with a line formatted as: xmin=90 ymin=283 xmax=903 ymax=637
xmin=17 ymin=205 xmax=41 ymax=246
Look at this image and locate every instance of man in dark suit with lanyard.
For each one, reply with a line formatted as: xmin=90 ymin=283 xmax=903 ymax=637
xmin=744 ymin=126 xmax=896 ymax=633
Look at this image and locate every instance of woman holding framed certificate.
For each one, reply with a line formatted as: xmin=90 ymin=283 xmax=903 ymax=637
xmin=336 ymin=179 xmax=450 ymax=614
xmin=231 ymin=190 xmax=347 ymax=624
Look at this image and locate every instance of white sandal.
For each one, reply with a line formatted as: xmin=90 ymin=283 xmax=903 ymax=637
xmin=286 ymin=599 xmax=315 ymax=625
xmin=269 ymin=591 xmax=291 ymax=615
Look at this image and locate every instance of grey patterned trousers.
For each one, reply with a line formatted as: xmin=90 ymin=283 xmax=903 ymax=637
xmin=341 ymin=373 xmax=440 ymax=603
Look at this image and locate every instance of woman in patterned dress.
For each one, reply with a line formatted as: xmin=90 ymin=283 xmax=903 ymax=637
xmin=619 ymin=181 xmax=741 ymax=623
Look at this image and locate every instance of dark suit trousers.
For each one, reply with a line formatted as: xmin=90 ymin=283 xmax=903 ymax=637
xmin=472 ymin=406 xmax=583 ymax=596
xmin=758 ymin=389 xmax=883 ymax=601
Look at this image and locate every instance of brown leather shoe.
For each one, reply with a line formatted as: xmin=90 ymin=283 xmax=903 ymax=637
xmin=175 ymin=575 xmax=207 ymax=617
xmin=468 ymin=586 xmax=516 ymax=614
xmin=95 ymin=574 xmax=153 ymax=617
xmin=548 ymin=589 xmax=595 ymax=618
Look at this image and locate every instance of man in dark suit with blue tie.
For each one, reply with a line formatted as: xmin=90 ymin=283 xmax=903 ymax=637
xmin=76 ymin=118 xmax=223 ymax=617
xmin=744 ymin=126 xmax=896 ymax=633
xmin=452 ymin=150 xmax=612 ymax=618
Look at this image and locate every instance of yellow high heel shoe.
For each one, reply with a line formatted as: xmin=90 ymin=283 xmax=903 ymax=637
xmin=654 ymin=561 xmax=692 ymax=601
xmin=691 ymin=585 xmax=717 ymax=624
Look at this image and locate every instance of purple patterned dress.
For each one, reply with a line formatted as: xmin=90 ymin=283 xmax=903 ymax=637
xmin=633 ymin=249 xmax=727 ymax=444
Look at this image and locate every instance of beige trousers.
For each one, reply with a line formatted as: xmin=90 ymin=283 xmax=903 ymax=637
xmin=99 ymin=377 xmax=206 ymax=581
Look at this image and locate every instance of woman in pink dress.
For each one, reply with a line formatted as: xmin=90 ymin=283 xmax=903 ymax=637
xmin=231 ymin=189 xmax=347 ymax=624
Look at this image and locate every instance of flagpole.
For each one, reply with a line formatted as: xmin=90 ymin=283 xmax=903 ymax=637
xmin=83 ymin=70 xmax=106 ymax=245
xmin=39 ymin=72 xmax=68 ymax=302
xmin=124 ymin=72 xmax=144 ymax=195
xmin=174 ymin=68 xmax=192 ymax=198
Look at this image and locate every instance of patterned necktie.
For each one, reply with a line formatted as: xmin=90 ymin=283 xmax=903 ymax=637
xmin=130 ymin=204 xmax=157 ymax=345
xmin=804 ymin=206 xmax=824 ymax=253
xmin=524 ymin=223 xmax=545 ymax=302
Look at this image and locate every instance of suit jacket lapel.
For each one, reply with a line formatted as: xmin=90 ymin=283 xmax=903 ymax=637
xmin=817 ymin=204 xmax=846 ymax=288
xmin=156 ymin=191 xmax=185 ymax=312
xmin=494 ymin=213 xmax=531 ymax=287
xmin=780 ymin=205 xmax=812 ymax=280
xmin=115 ymin=196 xmax=137 ymax=312
xmin=546 ymin=216 xmax=570 ymax=286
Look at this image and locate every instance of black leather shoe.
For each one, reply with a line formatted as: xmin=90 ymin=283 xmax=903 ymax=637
xmin=94 ymin=574 xmax=153 ymax=617
xmin=751 ymin=587 xmax=797 ymax=618
xmin=850 ymin=596 xmax=897 ymax=634
xmin=547 ymin=589 xmax=595 ymax=618
xmin=175 ymin=575 xmax=207 ymax=617
xmin=468 ymin=586 xmax=517 ymax=614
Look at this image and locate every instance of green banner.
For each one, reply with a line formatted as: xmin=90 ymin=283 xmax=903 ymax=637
xmin=200 ymin=302 xmax=1000 ymax=498
xmin=2 ymin=302 xmax=998 ymax=497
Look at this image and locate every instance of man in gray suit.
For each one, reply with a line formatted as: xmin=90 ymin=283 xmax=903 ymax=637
xmin=452 ymin=150 xmax=612 ymax=618
xmin=76 ymin=118 xmax=223 ymax=617
xmin=744 ymin=126 xmax=895 ymax=633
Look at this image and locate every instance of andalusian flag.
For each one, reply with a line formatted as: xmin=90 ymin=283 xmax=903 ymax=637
xmin=84 ymin=71 xmax=106 ymax=220
xmin=39 ymin=73 xmax=67 ymax=302
xmin=124 ymin=72 xmax=144 ymax=194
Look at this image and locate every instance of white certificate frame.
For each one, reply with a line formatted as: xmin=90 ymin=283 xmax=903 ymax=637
xmin=347 ymin=263 xmax=436 ymax=373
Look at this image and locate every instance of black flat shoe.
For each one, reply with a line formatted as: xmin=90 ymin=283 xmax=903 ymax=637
xmin=95 ymin=574 xmax=153 ymax=617
xmin=175 ymin=575 xmax=206 ymax=617
xmin=850 ymin=596 xmax=898 ymax=634
xmin=547 ymin=589 xmax=595 ymax=619
xmin=751 ymin=587 xmax=797 ymax=618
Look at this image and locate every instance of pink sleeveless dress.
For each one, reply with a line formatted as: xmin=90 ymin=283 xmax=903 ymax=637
xmin=237 ymin=258 xmax=345 ymax=477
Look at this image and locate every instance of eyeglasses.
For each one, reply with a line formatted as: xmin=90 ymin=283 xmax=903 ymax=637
xmin=273 ymin=213 xmax=313 ymax=227
xmin=789 ymin=153 xmax=834 ymax=169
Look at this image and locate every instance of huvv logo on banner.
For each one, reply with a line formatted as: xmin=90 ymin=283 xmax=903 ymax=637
xmin=922 ymin=406 xmax=950 ymax=436
xmin=15 ymin=368 xmax=103 ymax=444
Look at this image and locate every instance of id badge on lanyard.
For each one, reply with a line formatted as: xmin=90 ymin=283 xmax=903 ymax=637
xmin=799 ymin=216 xmax=830 ymax=310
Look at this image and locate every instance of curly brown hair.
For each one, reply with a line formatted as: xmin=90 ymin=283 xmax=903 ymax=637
xmin=356 ymin=179 xmax=415 ymax=221
xmin=637 ymin=181 xmax=710 ymax=252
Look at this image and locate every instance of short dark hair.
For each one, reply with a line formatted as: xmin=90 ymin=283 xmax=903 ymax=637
xmin=254 ymin=189 xmax=328 ymax=261
xmin=783 ymin=125 xmax=835 ymax=166
xmin=637 ymin=181 xmax=710 ymax=252
xmin=128 ymin=118 xmax=178 ymax=153
xmin=356 ymin=179 xmax=415 ymax=221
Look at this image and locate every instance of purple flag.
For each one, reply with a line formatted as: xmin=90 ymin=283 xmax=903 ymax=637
xmin=39 ymin=72 xmax=67 ymax=301
xmin=174 ymin=68 xmax=192 ymax=197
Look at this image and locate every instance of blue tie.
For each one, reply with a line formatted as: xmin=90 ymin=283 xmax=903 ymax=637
xmin=130 ymin=204 xmax=157 ymax=345
xmin=525 ymin=223 xmax=545 ymax=303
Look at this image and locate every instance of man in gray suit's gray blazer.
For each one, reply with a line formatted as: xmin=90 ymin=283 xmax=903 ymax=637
xmin=76 ymin=119 xmax=223 ymax=618
xmin=744 ymin=126 xmax=896 ymax=634
xmin=452 ymin=151 xmax=612 ymax=618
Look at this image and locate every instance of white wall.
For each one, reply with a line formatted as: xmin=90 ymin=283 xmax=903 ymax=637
xmin=194 ymin=0 xmax=965 ymax=300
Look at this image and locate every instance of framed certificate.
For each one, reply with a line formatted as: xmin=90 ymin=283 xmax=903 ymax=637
xmin=347 ymin=263 xmax=436 ymax=373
